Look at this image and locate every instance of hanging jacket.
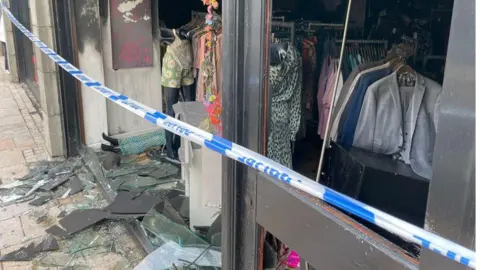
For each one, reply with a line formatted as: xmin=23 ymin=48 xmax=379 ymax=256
xmin=353 ymin=72 xmax=442 ymax=179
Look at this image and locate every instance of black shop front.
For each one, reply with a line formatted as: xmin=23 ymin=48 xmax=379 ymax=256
xmin=220 ymin=0 xmax=475 ymax=269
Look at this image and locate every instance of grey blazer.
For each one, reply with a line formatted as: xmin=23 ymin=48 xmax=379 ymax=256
xmin=353 ymin=72 xmax=442 ymax=179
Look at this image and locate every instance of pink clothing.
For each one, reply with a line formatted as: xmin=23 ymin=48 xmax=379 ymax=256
xmin=317 ymin=57 xmax=334 ymax=137
xmin=320 ymin=69 xmax=343 ymax=138
xmin=196 ymin=35 xmax=206 ymax=69
xmin=286 ymin=250 xmax=300 ymax=268
xmin=317 ymin=58 xmax=344 ymax=138
xmin=317 ymin=57 xmax=331 ymax=97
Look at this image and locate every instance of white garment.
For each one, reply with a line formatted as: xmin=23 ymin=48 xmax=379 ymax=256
xmin=0 ymin=14 xmax=6 ymax=43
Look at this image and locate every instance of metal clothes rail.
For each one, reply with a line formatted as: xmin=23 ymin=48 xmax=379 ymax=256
xmin=271 ymin=21 xmax=295 ymax=43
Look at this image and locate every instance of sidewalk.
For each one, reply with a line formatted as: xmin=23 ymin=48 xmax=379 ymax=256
xmin=0 ymin=56 xmax=51 ymax=269
xmin=0 ymin=56 xmax=144 ymax=269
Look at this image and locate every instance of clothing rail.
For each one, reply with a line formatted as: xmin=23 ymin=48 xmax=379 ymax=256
xmin=272 ymin=21 xmax=295 ymax=43
xmin=272 ymin=16 xmax=285 ymax=22
xmin=335 ymin=39 xmax=388 ymax=49
xmin=306 ymin=22 xmax=345 ymax=30
xmin=1 ymin=3 xmax=475 ymax=268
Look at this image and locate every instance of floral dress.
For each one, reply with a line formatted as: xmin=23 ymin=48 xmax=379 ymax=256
xmin=161 ymin=30 xmax=194 ymax=88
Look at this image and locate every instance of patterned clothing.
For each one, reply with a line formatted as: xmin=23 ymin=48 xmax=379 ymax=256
xmin=161 ymin=30 xmax=194 ymax=88
xmin=161 ymin=53 xmax=194 ymax=88
xmin=267 ymin=43 xmax=302 ymax=168
xmin=119 ymin=130 xmax=166 ymax=155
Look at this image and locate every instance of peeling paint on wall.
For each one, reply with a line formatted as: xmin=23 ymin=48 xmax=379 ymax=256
xmin=117 ymin=0 xmax=144 ymax=13
xmin=123 ymin=12 xmax=137 ymax=23
xmin=117 ymin=0 xmax=145 ymax=23
xmin=110 ymin=0 xmax=153 ymax=69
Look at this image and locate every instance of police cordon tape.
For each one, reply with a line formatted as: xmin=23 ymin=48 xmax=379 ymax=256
xmin=1 ymin=4 xmax=475 ymax=268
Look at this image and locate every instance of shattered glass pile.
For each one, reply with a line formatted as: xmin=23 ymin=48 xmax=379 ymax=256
xmin=0 ymin=158 xmax=88 ymax=206
xmin=0 ymin=148 xmax=222 ymax=269
xmin=96 ymin=151 xmax=222 ymax=269
xmin=0 ymin=154 xmax=145 ymax=268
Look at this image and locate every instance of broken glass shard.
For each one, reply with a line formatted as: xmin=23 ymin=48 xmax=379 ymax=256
xmin=46 ymin=225 xmax=70 ymax=238
xmin=0 ymin=243 xmax=36 ymax=261
xmin=34 ymin=236 xmax=60 ymax=252
xmin=102 ymin=153 xmax=121 ymax=170
xmin=154 ymin=200 xmax=187 ymax=226
xmin=29 ymin=195 xmax=52 ymax=206
xmin=0 ymin=180 xmax=32 ymax=189
xmin=0 ymin=236 xmax=59 ymax=262
xmin=117 ymin=176 xmax=176 ymax=192
xmin=134 ymin=242 xmax=221 ymax=269
xmin=58 ymin=209 xmax=108 ymax=235
xmin=142 ymin=206 xmax=208 ymax=246
xmin=106 ymin=191 xmax=162 ymax=215
xmin=68 ymin=176 xmax=85 ymax=195
xmin=168 ymin=195 xmax=189 ymax=219
xmin=105 ymin=162 xmax=162 ymax=179
xmin=39 ymin=175 xmax=70 ymax=191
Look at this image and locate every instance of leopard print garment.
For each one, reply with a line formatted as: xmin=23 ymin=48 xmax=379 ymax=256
xmin=267 ymin=43 xmax=303 ymax=168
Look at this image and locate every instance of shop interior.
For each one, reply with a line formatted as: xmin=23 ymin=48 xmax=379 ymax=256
xmin=113 ymin=0 xmax=455 ymax=268
xmin=265 ymin=0 xmax=454 ymax=268
xmin=156 ymin=0 xmax=223 ymax=162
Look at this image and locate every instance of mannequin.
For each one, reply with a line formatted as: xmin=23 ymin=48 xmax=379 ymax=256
xmin=159 ymin=28 xmax=188 ymax=45
xmin=270 ymin=42 xmax=289 ymax=65
xmin=160 ymin=28 xmax=195 ymax=164
xmin=164 ymin=85 xmax=195 ymax=163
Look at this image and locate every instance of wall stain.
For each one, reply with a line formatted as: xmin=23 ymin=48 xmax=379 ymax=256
xmin=74 ymin=0 xmax=102 ymax=53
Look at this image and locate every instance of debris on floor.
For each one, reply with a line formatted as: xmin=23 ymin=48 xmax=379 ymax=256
xmin=0 ymin=148 xmax=222 ymax=269
xmin=134 ymin=242 xmax=221 ymax=269
xmin=0 ymin=235 xmax=59 ymax=261
xmin=29 ymin=195 xmax=52 ymax=206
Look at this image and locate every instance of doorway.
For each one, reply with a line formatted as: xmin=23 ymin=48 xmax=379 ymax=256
xmin=10 ymin=0 xmax=39 ymax=103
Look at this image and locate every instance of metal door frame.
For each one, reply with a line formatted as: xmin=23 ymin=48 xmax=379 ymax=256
xmin=221 ymin=0 xmax=475 ymax=269
xmin=419 ymin=0 xmax=475 ymax=269
xmin=52 ymin=0 xmax=84 ymax=157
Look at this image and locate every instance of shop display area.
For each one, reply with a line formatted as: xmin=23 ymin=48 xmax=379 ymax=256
xmin=262 ymin=0 xmax=455 ymax=268
xmin=149 ymin=0 xmax=456 ymax=268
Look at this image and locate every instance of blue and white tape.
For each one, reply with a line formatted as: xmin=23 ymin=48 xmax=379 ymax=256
xmin=1 ymin=4 xmax=475 ymax=268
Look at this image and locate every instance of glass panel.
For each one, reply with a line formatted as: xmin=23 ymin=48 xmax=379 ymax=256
xmin=262 ymin=0 xmax=455 ymax=267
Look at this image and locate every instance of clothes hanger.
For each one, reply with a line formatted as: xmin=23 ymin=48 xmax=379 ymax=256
xmin=394 ymin=59 xmax=416 ymax=87
xmin=159 ymin=28 xmax=176 ymax=45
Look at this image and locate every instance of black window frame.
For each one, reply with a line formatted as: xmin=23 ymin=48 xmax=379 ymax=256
xmin=220 ymin=0 xmax=475 ymax=269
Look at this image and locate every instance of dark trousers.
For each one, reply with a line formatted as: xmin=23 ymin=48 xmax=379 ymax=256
xmin=165 ymin=85 xmax=195 ymax=158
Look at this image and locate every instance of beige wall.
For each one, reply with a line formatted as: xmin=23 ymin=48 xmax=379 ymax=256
xmin=73 ymin=0 xmax=108 ymax=148
xmin=28 ymin=0 xmax=65 ymax=157
xmin=73 ymin=0 xmax=163 ymax=148
xmin=2 ymin=0 xmax=65 ymax=156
